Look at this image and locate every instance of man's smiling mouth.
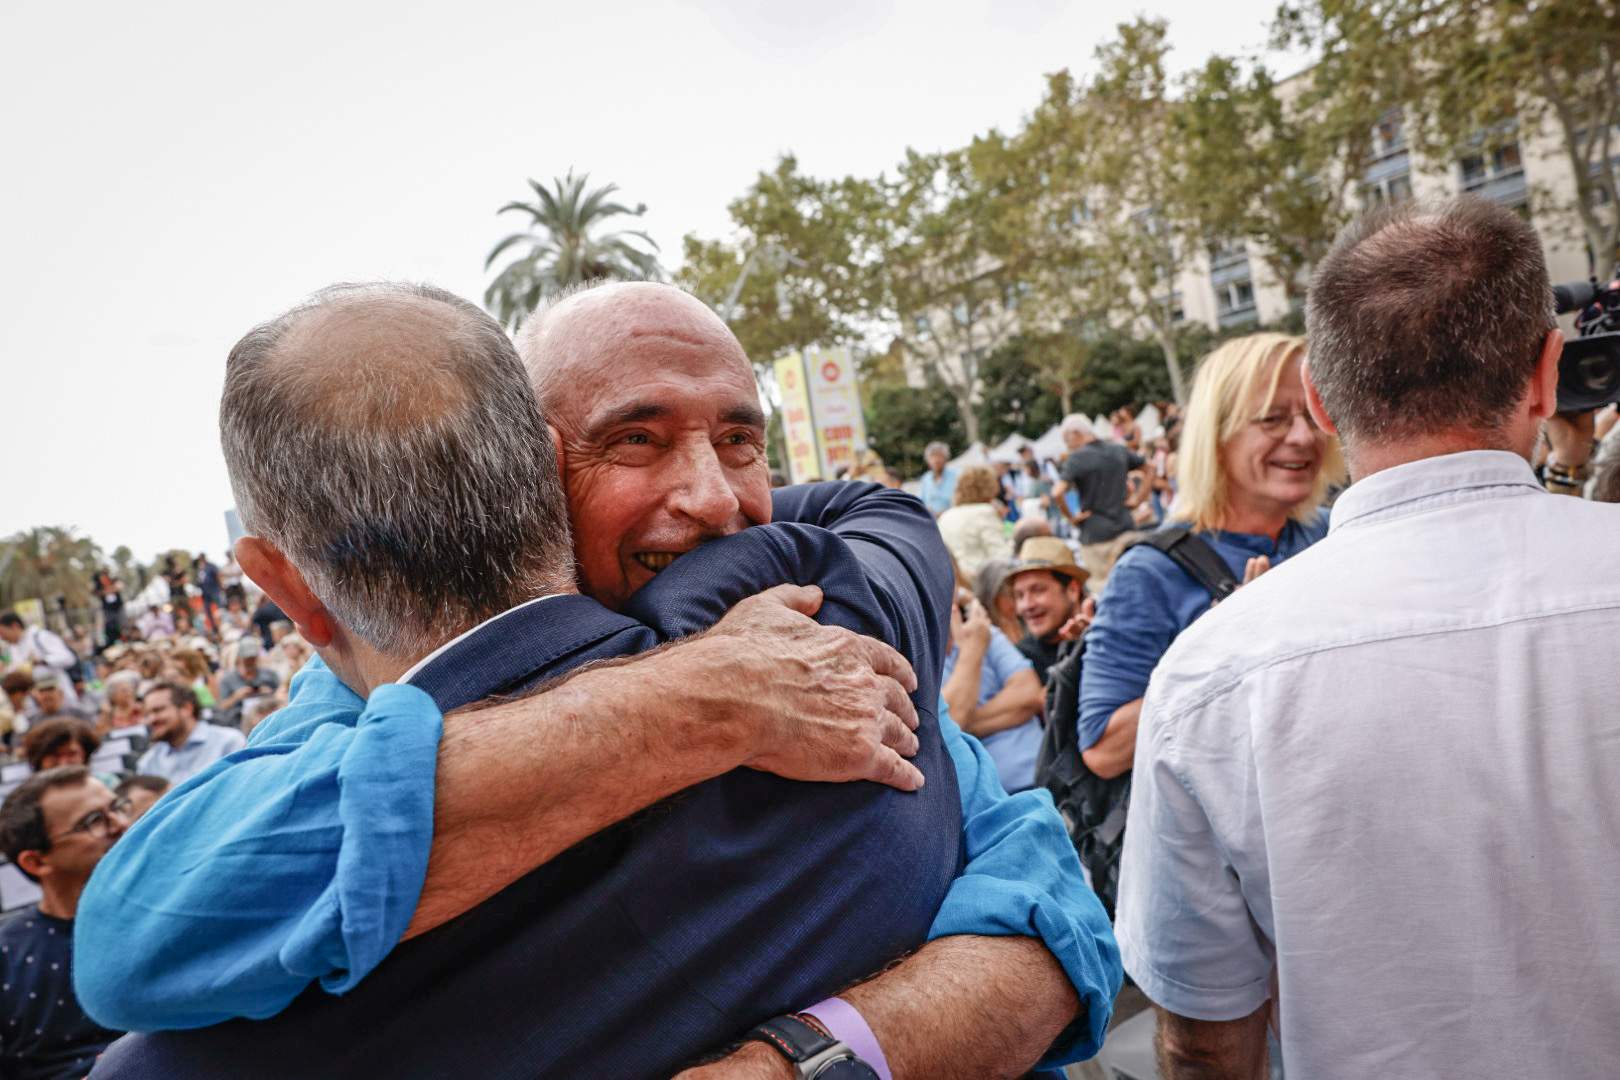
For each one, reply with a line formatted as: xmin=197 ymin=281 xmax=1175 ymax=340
xmin=634 ymin=552 xmax=680 ymax=572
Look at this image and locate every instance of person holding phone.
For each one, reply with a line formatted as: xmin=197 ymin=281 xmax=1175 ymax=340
xmin=942 ymin=592 xmax=1044 ymax=793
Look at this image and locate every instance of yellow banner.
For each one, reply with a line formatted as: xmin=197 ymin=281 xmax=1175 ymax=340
xmin=773 ymin=352 xmax=822 ymax=483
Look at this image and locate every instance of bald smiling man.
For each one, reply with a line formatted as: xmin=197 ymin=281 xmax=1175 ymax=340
xmin=80 ymin=283 xmax=1118 ymax=1079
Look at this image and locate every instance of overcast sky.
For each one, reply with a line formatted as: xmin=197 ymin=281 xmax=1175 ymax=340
xmin=3 ymin=0 xmax=1298 ymax=561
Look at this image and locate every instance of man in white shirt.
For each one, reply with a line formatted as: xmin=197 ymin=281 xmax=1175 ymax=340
xmin=134 ymin=681 xmax=245 ymax=785
xmin=0 ymin=613 xmax=80 ymax=706
xmin=1116 ymin=195 xmax=1620 ymax=1079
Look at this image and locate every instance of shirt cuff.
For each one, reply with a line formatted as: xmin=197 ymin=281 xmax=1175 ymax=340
xmin=802 ymin=997 xmax=892 ymax=1080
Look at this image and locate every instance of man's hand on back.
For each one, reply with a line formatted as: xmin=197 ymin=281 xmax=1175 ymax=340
xmin=702 ymin=584 xmax=924 ymax=792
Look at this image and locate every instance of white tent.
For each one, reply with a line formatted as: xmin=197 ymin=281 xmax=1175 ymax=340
xmin=989 ymin=433 xmax=1033 ymax=463
xmin=1032 ymin=424 xmax=1067 ymax=463
xmin=947 ymin=442 xmax=989 ymax=470
xmin=1136 ymin=403 xmax=1162 ymax=440
xmin=1093 ymin=414 xmax=1114 ymax=441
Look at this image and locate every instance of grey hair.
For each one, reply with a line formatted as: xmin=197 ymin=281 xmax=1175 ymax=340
xmin=924 ymin=441 xmax=951 ymax=458
xmin=1305 ymin=196 xmax=1555 ymax=443
xmin=1059 ymin=413 xmax=1094 ymax=439
xmin=220 ymin=282 xmax=574 ymax=658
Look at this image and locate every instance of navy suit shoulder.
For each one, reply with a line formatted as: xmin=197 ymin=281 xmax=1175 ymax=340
xmin=95 ymin=487 xmax=963 ymax=1080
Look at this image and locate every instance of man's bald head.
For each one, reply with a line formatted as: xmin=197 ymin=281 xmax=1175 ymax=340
xmin=221 ymin=282 xmax=573 ymax=656
xmin=517 ymin=282 xmax=751 ymax=423
xmin=511 ymin=281 xmax=772 ymax=611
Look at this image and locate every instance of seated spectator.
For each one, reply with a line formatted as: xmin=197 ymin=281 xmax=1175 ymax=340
xmin=266 ymin=632 xmax=310 ymax=693
xmin=1079 ymin=333 xmax=1343 ymax=781
xmin=239 ymin=694 xmax=280 ymax=736
xmin=133 ymin=681 xmax=245 ymax=785
xmin=114 ymin=775 xmax=171 ymax=822
xmin=29 ymin=672 xmax=95 ymax=725
xmin=99 ymin=671 xmax=143 ymax=734
xmin=0 ymin=767 xmax=128 ymax=1079
xmin=937 ymin=464 xmax=1013 ymax=578
xmin=215 ymin=637 xmax=279 ymax=727
xmin=3 ymin=671 xmax=35 ymax=730
xmin=1009 ymin=537 xmax=1091 ymax=684
xmin=23 ymin=719 xmax=100 ymax=772
xmin=941 ymin=596 xmax=1045 ymax=793
xmin=972 ymin=559 xmax=1024 ymax=643
xmin=170 ymin=648 xmax=219 ymax=713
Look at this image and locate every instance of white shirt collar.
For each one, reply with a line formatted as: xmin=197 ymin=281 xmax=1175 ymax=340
xmin=1329 ymin=450 xmax=1540 ymax=534
xmin=396 ymin=594 xmax=560 ymax=686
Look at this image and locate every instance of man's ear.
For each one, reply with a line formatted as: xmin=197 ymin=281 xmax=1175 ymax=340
xmin=16 ymin=849 xmax=49 ymax=880
xmin=1528 ymin=327 xmax=1564 ymax=422
xmin=234 ymin=537 xmax=337 ymax=648
xmin=548 ymin=424 xmax=566 ymax=475
xmin=1302 ymin=360 xmax=1339 ymax=437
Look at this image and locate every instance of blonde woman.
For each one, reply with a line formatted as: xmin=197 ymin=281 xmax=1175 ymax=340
xmin=936 ymin=464 xmax=1012 ymax=578
xmin=1077 ymin=333 xmax=1344 ymax=781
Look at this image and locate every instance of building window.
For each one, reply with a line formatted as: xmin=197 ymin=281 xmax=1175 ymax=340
xmin=1372 ymin=111 xmax=1407 ymax=158
xmin=1363 ymin=170 xmax=1413 ymax=207
xmin=1460 ymin=142 xmax=1523 ymax=188
xmin=1216 ymin=279 xmax=1256 ymax=315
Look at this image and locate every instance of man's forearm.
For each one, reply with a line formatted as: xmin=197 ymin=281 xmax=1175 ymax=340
xmin=960 ymin=674 xmax=1042 ymax=738
xmin=405 ymin=642 xmax=749 ymax=939
xmin=941 ymin=645 xmax=986 ymax=730
xmin=844 ymin=935 xmax=1079 ymax=1079
xmin=682 ymin=935 xmax=1080 ymax=1080
xmin=1156 ymin=1004 xmax=1269 ymax=1080
xmin=1081 ymin=698 xmax=1141 ymax=780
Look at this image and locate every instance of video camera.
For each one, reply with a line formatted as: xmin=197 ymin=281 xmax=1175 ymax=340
xmin=1554 ymin=270 xmax=1620 ymax=412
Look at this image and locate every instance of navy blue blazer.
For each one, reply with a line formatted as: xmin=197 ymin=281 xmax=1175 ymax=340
xmin=94 ymin=483 xmax=961 ymax=1079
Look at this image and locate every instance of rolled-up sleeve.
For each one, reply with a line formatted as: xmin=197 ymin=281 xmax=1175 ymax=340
xmin=1115 ymin=694 xmax=1272 ymax=1022
xmin=74 ymin=663 xmax=442 ymax=1032
xmin=927 ymin=707 xmax=1122 ymax=1065
xmin=1078 ymin=551 xmax=1183 ymax=749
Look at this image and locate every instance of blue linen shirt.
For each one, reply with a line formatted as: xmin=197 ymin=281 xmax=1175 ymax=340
xmin=1077 ymin=514 xmax=1329 ymax=749
xmin=918 ymin=466 xmax=958 ymax=515
xmin=79 ymin=658 xmax=1119 ymax=1064
xmin=942 ymin=627 xmax=1043 ymax=793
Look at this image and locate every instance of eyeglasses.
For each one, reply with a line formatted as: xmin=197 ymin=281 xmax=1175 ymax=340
xmin=49 ymin=797 xmax=134 ymax=842
xmin=1249 ymin=409 xmax=1320 ymax=437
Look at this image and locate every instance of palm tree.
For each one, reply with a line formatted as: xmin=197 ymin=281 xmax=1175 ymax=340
xmin=484 ymin=170 xmax=662 ymax=330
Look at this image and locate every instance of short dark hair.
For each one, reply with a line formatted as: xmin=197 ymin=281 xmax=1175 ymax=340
xmin=115 ymin=775 xmax=171 ymax=800
xmin=1306 ymin=196 xmax=1554 ymax=443
xmin=0 ymin=766 xmax=91 ymax=880
xmin=22 ymin=719 xmax=100 ymax=772
xmin=220 ymin=282 xmax=574 ymax=657
xmin=2 ymin=671 xmax=32 ymax=696
xmin=0 ymin=613 xmax=23 ymax=629
xmin=142 ymin=679 xmax=197 ymax=716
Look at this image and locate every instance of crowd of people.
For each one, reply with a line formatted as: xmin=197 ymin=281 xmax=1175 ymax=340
xmin=1 ymin=194 xmax=1618 ymax=1080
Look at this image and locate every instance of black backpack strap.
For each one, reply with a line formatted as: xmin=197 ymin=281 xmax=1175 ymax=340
xmin=1130 ymin=525 xmax=1240 ymax=603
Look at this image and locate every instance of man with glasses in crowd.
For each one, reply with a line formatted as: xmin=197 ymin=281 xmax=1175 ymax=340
xmin=0 ymin=767 xmax=131 ymax=1080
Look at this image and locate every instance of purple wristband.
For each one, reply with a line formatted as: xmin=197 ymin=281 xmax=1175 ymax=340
xmin=802 ymin=997 xmax=891 ymax=1080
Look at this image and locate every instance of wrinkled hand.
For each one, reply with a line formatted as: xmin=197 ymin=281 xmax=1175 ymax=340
xmin=1057 ymin=596 xmax=1097 ymax=641
xmin=1546 ymin=409 xmax=1598 ymax=468
xmin=1242 ymin=556 xmax=1272 ymax=585
xmin=671 ymin=1041 xmax=792 ymax=1080
xmin=704 ymin=584 xmax=924 ymax=792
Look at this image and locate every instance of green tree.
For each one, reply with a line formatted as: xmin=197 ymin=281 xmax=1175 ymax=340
xmin=862 ymin=375 xmax=968 ymax=479
xmin=483 ymin=170 xmax=662 ymax=330
xmin=1058 ymin=18 xmax=1202 ymax=403
xmin=0 ymin=527 xmax=104 ymax=617
xmin=859 ymin=140 xmax=1036 ymax=445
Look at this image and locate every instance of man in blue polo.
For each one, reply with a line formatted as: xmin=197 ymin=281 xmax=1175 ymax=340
xmin=81 ymin=283 xmax=1117 ymax=1078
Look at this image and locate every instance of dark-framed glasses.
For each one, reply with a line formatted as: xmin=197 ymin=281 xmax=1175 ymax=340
xmin=50 ymin=797 xmax=134 ymax=842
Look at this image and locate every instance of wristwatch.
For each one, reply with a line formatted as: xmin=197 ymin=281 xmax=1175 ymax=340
xmin=748 ymin=1014 xmax=879 ymax=1079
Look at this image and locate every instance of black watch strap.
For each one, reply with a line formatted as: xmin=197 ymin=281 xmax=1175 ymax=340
xmin=748 ymin=1015 xmax=878 ymax=1079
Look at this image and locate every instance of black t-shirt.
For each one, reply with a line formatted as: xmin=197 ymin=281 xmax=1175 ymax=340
xmin=1016 ymin=632 xmax=1063 ymax=686
xmin=0 ymin=906 xmax=121 ymax=1080
xmin=1060 ymin=442 xmax=1145 ymax=545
